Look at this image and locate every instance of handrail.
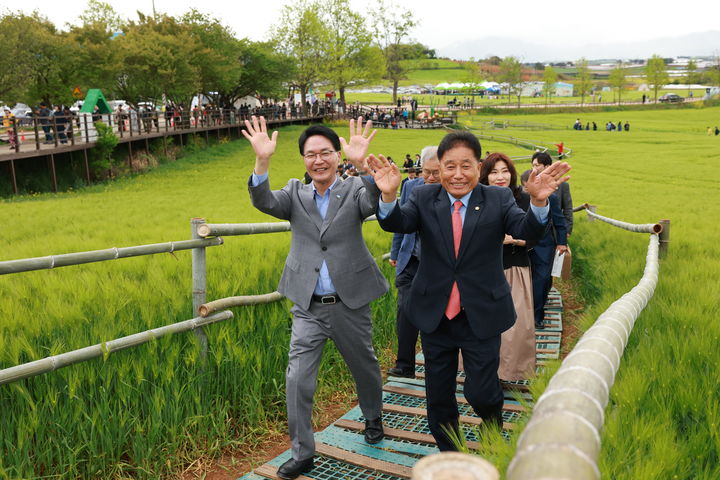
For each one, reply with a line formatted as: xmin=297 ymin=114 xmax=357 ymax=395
xmin=198 ymin=292 xmax=284 ymax=317
xmin=0 ymin=237 xmax=224 ymax=275
xmin=197 ymin=222 xmax=290 ymax=238
xmin=585 ymin=209 xmax=663 ymax=234
xmin=507 ymin=234 xmax=660 ymax=480
xmin=0 ymin=310 xmax=233 ymax=386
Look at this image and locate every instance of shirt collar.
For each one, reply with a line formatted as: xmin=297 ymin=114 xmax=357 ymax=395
xmin=312 ymin=175 xmax=339 ymax=197
xmin=447 ymin=190 xmax=473 ymax=208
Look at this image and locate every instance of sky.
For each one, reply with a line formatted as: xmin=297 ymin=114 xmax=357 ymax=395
xmin=5 ymin=0 xmax=720 ymax=59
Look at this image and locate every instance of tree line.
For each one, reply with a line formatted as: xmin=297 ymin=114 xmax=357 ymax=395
xmin=0 ymin=0 xmax=434 ymax=114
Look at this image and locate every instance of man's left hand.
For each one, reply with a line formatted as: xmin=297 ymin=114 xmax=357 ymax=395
xmin=340 ymin=117 xmax=377 ymax=168
xmin=556 ymin=245 xmax=569 ymax=254
xmin=525 ymin=161 xmax=571 ymax=206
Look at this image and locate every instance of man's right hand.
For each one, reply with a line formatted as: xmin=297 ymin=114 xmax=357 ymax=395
xmin=367 ymin=154 xmax=401 ymax=202
xmin=241 ymin=115 xmax=278 ymax=175
xmin=388 ymin=259 xmax=397 ymax=267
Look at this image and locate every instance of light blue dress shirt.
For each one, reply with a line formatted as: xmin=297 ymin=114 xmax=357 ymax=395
xmin=377 ymin=189 xmax=549 ymax=224
xmin=251 ymin=172 xmax=339 ymax=295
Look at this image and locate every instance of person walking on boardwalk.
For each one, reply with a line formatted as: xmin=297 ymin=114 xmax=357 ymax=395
xmin=244 ymin=116 xmax=387 ymax=480
xmin=371 ymin=131 xmax=571 ymax=451
xmin=387 ymin=146 xmax=441 ymax=379
xmin=480 ymin=153 xmax=536 ymax=381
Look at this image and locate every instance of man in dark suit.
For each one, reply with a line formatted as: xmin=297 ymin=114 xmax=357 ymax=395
xmin=387 ymin=146 xmax=440 ymax=378
xmin=368 ymin=131 xmax=570 ymax=450
xmin=244 ymin=116 xmax=387 ymax=479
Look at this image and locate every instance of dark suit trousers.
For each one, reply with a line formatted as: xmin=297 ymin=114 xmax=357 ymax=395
xmin=420 ymin=313 xmax=504 ymax=451
xmin=394 ymin=256 xmax=420 ymax=371
xmin=529 ymin=240 xmax=556 ymax=324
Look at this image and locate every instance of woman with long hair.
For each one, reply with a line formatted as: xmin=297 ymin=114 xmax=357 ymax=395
xmin=480 ymin=153 xmax=536 ymax=381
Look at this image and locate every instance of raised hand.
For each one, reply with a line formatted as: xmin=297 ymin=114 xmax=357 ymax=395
xmin=340 ymin=117 xmax=378 ymax=167
xmin=367 ymin=154 xmax=401 ymax=202
xmin=241 ymin=116 xmax=278 ymax=175
xmin=525 ymin=161 xmax=572 ymax=206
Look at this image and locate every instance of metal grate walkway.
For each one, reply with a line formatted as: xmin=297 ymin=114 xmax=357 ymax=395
xmin=239 ymin=289 xmax=564 ymax=479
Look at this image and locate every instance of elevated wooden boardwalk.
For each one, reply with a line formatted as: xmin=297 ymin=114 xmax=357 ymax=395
xmin=239 ymin=289 xmax=564 ymax=479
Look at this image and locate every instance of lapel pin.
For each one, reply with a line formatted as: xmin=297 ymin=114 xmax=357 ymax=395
xmin=336 ymin=194 xmax=341 ymax=198
xmin=474 ymin=206 xmax=480 ymax=211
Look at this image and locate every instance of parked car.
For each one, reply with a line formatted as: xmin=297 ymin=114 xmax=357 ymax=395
xmin=659 ymin=94 xmax=683 ymax=103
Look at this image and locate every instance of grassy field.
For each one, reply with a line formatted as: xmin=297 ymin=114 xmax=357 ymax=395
xmin=0 ymin=124 xmax=530 ymax=478
xmin=344 ymin=88 xmax=709 ymax=106
xmin=2 ymin=105 xmax=719 ymax=478
xmin=462 ymin=106 xmax=720 ymax=478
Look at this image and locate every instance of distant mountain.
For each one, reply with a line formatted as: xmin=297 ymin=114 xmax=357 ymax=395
xmin=438 ymin=31 xmax=720 ymax=62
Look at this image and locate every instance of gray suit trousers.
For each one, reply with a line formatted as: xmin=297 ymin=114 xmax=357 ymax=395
xmin=287 ymin=300 xmax=383 ymax=460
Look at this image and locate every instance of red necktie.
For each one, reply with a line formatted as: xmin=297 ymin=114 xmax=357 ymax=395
xmin=444 ymin=200 xmax=463 ymax=319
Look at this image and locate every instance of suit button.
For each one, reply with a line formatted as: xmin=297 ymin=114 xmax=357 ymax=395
xmin=314 ymin=267 xmax=320 ymax=272
xmin=321 ymin=246 xmax=327 ymax=251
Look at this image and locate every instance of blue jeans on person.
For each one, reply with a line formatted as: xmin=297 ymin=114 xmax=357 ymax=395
xmin=42 ymin=125 xmax=53 ymax=142
xmin=56 ymin=125 xmax=68 ymax=143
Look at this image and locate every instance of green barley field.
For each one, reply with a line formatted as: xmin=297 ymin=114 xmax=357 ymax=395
xmin=1 ymin=105 xmax=720 ymax=478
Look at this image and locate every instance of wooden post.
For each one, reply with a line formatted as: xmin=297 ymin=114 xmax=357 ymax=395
xmin=49 ymin=153 xmax=58 ymax=192
xmin=586 ymin=204 xmax=597 ymax=222
xmin=11 ymin=118 xmax=19 ymax=152
xmin=412 ymin=453 xmax=499 ymax=480
xmin=191 ymin=218 xmax=209 ymax=361
xmin=52 ymin=115 xmax=59 ymax=147
xmin=83 ymin=114 xmax=90 ymax=143
xmin=83 ymin=148 xmax=91 ymax=184
xmin=34 ymin=116 xmax=41 ymax=150
xmin=8 ymin=159 xmax=18 ymax=194
xmin=163 ymin=135 xmax=168 ymax=158
xmin=128 ymin=141 xmax=133 ymax=169
xmin=658 ymin=219 xmax=670 ymax=258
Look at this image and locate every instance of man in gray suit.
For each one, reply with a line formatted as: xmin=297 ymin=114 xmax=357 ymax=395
xmin=243 ymin=116 xmax=388 ymax=480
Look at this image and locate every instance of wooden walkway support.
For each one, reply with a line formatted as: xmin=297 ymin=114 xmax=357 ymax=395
xmin=238 ymin=290 xmax=565 ymax=480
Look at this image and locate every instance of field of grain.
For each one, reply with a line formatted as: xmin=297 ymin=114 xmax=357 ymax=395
xmin=1 ymin=105 xmax=719 ymax=478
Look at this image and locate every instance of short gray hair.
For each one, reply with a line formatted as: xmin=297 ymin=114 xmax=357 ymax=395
xmin=420 ymin=146 xmax=438 ymax=164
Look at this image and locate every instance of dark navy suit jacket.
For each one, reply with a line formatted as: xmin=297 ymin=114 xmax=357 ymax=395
xmin=378 ymin=183 xmax=546 ymax=339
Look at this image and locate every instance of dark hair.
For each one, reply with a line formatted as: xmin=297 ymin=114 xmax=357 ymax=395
xmin=298 ymin=125 xmax=341 ymax=155
xmin=531 ymin=151 xmax=552 ymax=166
xmin=480 ymin=153 xmax=521 ymax=199
xmin=437 ymin=131 xmax=482 ymax=162
xmin=520 ymin=169 xmax=532 ymax=185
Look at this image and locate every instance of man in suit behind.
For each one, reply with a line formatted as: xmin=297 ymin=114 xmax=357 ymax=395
xmin=387 ymin=146 xmax=440 ymax=378
xmin=369 ymin=131 xmax=570 ymax=450
xmin=243 ymin=116 xmax=388 ymax=479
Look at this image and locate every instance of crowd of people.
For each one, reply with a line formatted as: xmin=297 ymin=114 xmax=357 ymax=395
xmin=573 ymin=118 xmax=631 ymax=131
xmin=242 ymin=116 xmax=572 ymax=479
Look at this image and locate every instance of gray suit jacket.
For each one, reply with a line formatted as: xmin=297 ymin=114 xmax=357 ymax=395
xmin=249 ymin=175 xmax=389 ymax=310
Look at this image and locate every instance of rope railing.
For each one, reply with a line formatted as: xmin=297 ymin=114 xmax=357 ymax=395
xmin=506 ymin=233 xmax=660 ymax=480
xmin=585 ymin=209 xmax=663 ymax=234
xmin=0 ymin=310 xmax=233 ymax=386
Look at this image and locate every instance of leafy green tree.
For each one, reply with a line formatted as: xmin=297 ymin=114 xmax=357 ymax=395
xmin=218 ymin=40 xmax=295 ymax=106
xmin=608 ymin=62 xmax=627 ymax=104
xmin=0 ymin=12 xmax=78 ymax=106
xmin=369 ymin=0 xmax=417 ymax=103
xmin=181 ymin=10 xmax=244 ymax=107
xmin=463 ymin=58 xmax=483 ymax=97
xmin=498 ymin=56 xmax=522 ymax=105
xmin=272 ymin=0 xmax=328 ymax=115
xmin=574 ymin=58 xmax=593 ymax=106
xmin=78 ymin=0 xmax=124 ymax=32
xmin=322 ymin=0 xmax=384 ymax=104
xmin=645 ymin=54 xmax=669 ymax=102
xmin=542 ymin=66 xmax=558 ymax=107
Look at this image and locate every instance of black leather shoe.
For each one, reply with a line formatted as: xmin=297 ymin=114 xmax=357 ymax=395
xmin=535 ymin=320 xmax=545 ymax=330
xmin=364 ymin=417 xmax=384 ymax=444
xmin=387 ymin=367 xmax=415 ymax=378
xmin=277 ymin=457 xmax=313 ymax=480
